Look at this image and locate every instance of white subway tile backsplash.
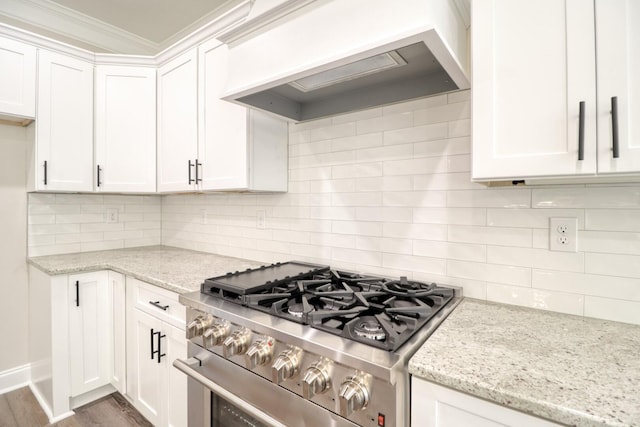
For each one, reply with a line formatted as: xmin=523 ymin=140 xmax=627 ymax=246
xmin=384 ymin=122 xmax=448 ymax=145
xmin=448 ymin=189 xmax=531 ymax=208
xmin=413 ymin=172 xmax=484 ymax=191
xmin=383 ymin=253 xmax=447 ymax=275
xmin=486 ymin=282 xmax=584 ymax=316
xmin=532 ymin=270 xmax=640 ymax=301
xmin=413 ymin=101 xmax=470 ymax=126
xmin=533 ymin=187 xmax=640 ymax=208
xmin=413 ymin=137 xmax=470 ymax=158
xmin=382 ymin=191 xmax=447 ymax=207
xmin=447 ymin=260 xmax=531 ymax=287
xmin=585 ymin=209 xmax=640 ymax=231
xmin=448 ymin=225 xmax=532 ymax=247
xmin=585 ymin=253 xmax=640 ymax=278
xmin=487 ymin=246 xmax=584 ymax=272
xmin=27 ymin=193 xmax=161 ymax=256
xmin=357 ymin=111 xmax=412 ymax=134
xmin=584 ymin=297 xmax=640 ymax=324
xmin=383 ymin=223 xmax=448 ymax=241
xmin=28 ymin=92 xmax=640 ymax=325
xmin=413 ymin=240 xmax=486 ymax=262
xmin=580 ymin=231 xmax=640 ymax=255
xmin=487 ymin=208 xmax=584 ymax=229
xmin=413 ymin=207 xmax=486 ymax=226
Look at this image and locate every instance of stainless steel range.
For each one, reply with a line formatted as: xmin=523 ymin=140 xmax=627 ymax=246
xmin=174 ymin=261 xmax=461 ymax=427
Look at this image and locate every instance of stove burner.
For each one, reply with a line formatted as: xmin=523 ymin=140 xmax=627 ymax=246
xmin=287 ymin=303 xmax=305 ymax=318
xmin=382 ymin=276 xmax=437 ymax=296
xmin=353 ymin=317 xmax=386 ymax=341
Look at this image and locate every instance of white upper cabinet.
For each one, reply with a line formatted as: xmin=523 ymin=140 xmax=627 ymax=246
xmin=95 ymin=65 xmax=157 ymax=193
xmin=0 ymin=36 xmax=36 ymax=119
xmin=472 ymin=0 xmax=597 ymax=180
xmin=198 ymin=39 xmax=287 ymax=192
xmin=595 ymin=0 xmax=640 ymax=174
xmin=157 ymin=49 xmax=199 ymax=193
xmin=35 ymin=50 xmax=94 ymax=191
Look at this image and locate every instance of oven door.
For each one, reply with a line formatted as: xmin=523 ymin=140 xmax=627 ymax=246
xmin=174 ymin=343 xmax=358 ymax=427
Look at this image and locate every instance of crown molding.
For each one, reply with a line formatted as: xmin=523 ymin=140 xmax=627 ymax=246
xmin=218 ymin=0 xmax=316 ymax=45
xmin=155 ymin=0 xmax=254 ymax=66
xmin=0 ymin=22 xmax=96 ymax=62
xmin=0 ymin=0 xmax=158 ymax=55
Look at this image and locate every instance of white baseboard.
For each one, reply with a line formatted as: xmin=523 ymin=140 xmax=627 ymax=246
xmin=0 ymin=363 xmax=31 ymax=394
xmin=29 ymin=382 xmax=74 ymax=423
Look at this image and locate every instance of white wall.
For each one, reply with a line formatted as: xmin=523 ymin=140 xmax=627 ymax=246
xmin=0 ymin=124 xmax=29 ymax=373
xmin=27 ymin=194 xmax=161 ymax=257
xmin=161 ymin=91 xmax=640 ymax=326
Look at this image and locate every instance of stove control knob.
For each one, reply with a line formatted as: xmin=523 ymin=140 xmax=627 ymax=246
xmin=186 ymin=314 xmax=214 ymax=339
xmin=302 ymin=359 xmax=332 ymax=399
xmin=271 ymin=346 xmax=302 ymax=384
xmin=222 ymin=328 xmax=251 ymax=358
xmin=202 ymin=320 xmax=230 ymax=348
xmin=245 ymin=336 xmax=275 ymax=369
xmin=338 ymin=372 xmax=371 ymax=417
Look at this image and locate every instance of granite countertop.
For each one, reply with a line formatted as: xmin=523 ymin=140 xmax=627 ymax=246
xmin=409 ymin=299 xmax=640 ymax=427
xmin=28 ymin=246 xmax=263 ymax=293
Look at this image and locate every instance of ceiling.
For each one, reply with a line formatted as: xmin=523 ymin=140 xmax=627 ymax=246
xmin=0 ymin=0 xmax=237 ymax=54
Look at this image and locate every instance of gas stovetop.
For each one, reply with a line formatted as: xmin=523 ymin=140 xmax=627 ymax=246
xmin=201 ymin=261 xmax=455 ymax=351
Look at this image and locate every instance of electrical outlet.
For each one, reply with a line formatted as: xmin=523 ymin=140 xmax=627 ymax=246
xmin=549 ymin=218 xmax=578 ymax=252
xmin=106 ymin=208 xmax=118 ymax=224
xmin=256 ymin=210 xmax=266 ymax=229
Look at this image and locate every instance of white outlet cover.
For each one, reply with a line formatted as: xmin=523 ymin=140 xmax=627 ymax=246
xmin=549 ymin=217 xmax=577 ymax=252
xmin=106 ymin=208 xmax=118 ymax=224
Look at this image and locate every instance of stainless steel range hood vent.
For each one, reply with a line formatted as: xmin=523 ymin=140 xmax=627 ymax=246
xmin=288 ymin=51 xmax=407 ymax=92
xmin=222 ymin=0 xmax=469 ymax=122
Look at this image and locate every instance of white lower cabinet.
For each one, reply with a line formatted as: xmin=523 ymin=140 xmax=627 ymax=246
xmin=411 ymin=377 xmax=561 ymax=427
xmin=28 ymin=267 xmax=125 ymax=421
xmin=68 ymin=271 xmax=111 ymax=397
xmin=126 ymin=277 xmax=187 ymax=427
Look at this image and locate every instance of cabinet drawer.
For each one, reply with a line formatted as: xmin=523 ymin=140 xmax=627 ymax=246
xmin=129 ymin=277 xmax=185 ymax=329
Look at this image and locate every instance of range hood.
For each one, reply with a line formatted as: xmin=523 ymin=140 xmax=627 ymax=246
xmin=222 ymin=0 xmax=470 ymax=122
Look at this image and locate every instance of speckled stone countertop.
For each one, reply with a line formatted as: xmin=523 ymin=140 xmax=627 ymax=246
xmin=28 ymin=246 xmax=263 ymax=293
xmin=409 ymin=299 xmax=640 ymax=427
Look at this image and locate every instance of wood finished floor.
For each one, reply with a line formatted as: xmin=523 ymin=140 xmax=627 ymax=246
xmin=0 ymin=387 xmax=153 ymax=427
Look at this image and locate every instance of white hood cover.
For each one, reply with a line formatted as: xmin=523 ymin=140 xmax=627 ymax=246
xmin=222 ymin=0 xmax=469 ymax=121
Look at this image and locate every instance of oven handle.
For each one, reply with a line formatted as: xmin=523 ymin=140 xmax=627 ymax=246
xmin=173 ymin=358 xmax=287 ymax=427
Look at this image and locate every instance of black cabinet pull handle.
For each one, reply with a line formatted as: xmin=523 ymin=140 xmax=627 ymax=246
xmin=97 ymin=165 xmax=102 ymax=187
xmin=44 ymin=161 xmax=48 ymax=185
xmin=188 ymin=160 xmax=195 ymax=184
xmin=75 ymin=280 xmax=79 ymax=307
xmin=578 ymin=101 xmax=585 ymax=161
xmin=157 ymin=332 xmax=166 ymax=364
xmin=611 ymin=96 xmax=620 ymax=158
xmin=149 ymin=300 xmax=169 ymax=311
xmin=195 ymin=159 xmax=202 ymax=183
xmin=151 ymin=328 xmax=157 ymax=360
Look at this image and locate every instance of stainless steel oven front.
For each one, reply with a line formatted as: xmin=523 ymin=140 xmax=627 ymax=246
xmin=174 ymin=342 xmax=358 ymax=427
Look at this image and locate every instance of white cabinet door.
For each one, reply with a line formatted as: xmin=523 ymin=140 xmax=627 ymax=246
xmin=411 ymin=377 xmax=561 ymax=427
xmin=130 ymin=308 xmax=163 ymax=426
xmin=37 ymin=50 xmax=93 ymax=191
xmin=68 ymin=271 xmax=110 ymax=397
xmin=472 ymin=0 xmax=597 ymax=180
xmin=595 ymin=0 xmax=640 ymax=174
xmin=164 ymin=322 xmax=187 ymax=427
xmin=95 ymin=65 xmax=156 ymax=192
xmin=198 ymin=39 xmax=288 ymax=192
xmin=108 ymin=271 xmax=126 ymax=394
xmin=198 ymin=39 xmax=248 ymax=191
xmin=0 ymin=36 xmax=36 ymax=118
xmin=157 ymin=49 xmax=198 ymax=192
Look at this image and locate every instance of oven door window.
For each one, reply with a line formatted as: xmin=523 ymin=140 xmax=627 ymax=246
xmin=211 ymin=393 xmax=269 ymax=427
